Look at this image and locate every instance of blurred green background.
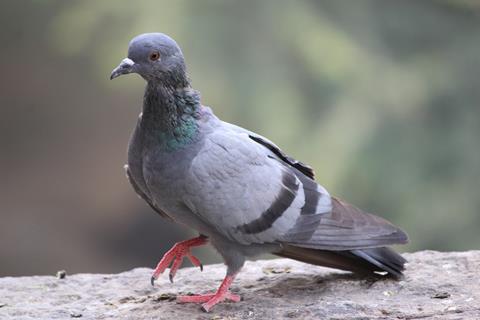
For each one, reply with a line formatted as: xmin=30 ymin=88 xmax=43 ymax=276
xmin=1 ymin=0 xmax=479 ymax=277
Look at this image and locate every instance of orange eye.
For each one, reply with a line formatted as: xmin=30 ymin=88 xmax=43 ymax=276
xmin=149 ymin=51 xmax=160 ymax=61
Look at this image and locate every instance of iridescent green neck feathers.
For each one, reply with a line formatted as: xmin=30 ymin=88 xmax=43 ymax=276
xmin=142 ymin=84 xmax=201 ymax=151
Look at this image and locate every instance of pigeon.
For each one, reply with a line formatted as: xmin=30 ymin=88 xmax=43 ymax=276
xmin=110 ymin=33 xmax=408 ymax=312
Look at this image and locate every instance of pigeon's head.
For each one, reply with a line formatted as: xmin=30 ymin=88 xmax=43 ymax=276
xmin=110 ymin=33 xmax=189 ymax=87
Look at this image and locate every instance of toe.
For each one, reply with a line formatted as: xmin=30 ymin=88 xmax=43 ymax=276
xmin=226 ymin=293 xmax=241 ymax=302
xmin=177 ymin=294 xmax=214 ymax=304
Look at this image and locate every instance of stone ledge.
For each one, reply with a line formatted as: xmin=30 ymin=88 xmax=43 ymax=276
xmin=1 ymin=251 xmax=479 ymax=319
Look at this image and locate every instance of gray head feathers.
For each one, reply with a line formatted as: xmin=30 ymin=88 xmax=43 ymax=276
xmin=111 ymin=33 xmax=189 ymax=87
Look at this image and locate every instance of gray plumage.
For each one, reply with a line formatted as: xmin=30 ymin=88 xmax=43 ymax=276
xmin=112 ymin=33 xmax=408 ymax=281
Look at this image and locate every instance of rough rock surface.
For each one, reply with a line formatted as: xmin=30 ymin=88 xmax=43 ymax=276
xmin=1 ymin=251 xmax=479 ymax=319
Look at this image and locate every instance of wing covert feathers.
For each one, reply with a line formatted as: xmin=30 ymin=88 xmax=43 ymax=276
xmin=249 ymin=134 xmax=315 ymax=179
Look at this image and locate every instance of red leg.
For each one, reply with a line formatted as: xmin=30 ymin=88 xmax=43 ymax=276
xmin=177 ymin=273 xmax=241 ymax=312
xmin=151 ymin=235 xmax=208 ymax=285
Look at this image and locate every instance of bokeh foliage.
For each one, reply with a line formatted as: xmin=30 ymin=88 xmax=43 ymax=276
xmin=1 ymin=0 xmax=479 ymax=276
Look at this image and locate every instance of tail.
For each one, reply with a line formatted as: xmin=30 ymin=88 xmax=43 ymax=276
xmin=275 ymin=244 xmax=406 ymax=279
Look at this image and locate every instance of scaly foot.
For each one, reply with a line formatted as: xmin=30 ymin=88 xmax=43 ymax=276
xmin=176 ymin=273 xmax=240 ymax=312
xmin=151 ymin=235 xmax=208 ymax=285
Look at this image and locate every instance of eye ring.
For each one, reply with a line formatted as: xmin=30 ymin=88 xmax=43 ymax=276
xmin=149 ymin=51 xmax=160 ymax=61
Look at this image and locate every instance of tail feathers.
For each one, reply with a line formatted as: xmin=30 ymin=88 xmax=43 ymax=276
xmin=276 ymin=244 xmax=406 ymax=279
xmin=350 ymin=247 xmax=406 ymax=279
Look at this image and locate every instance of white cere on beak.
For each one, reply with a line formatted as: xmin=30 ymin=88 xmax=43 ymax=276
xmin=122 ymin=58 xmax=134 ymax=67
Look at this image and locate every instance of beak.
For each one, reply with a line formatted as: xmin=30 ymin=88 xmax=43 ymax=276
xmin=110 ymin=58 xmax=135 ymax=80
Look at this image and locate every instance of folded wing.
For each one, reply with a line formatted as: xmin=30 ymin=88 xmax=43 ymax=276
xmin=183 ymin=122 xmax=407 ymax=250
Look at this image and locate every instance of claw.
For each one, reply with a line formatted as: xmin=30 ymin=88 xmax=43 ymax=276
xmin=200 ymin=264 xmax=203 ymax=272
xmin=169 ymin=273 xmax=174 ymax=283
xmin=151 ymin=276 xmax=156 ymax=286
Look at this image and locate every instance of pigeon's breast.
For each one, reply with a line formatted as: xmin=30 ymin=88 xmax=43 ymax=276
xmin=126 ymin=115 xmax=150 ymax=198
xmin=140 ymin=141 xmax=219 ymax=234
xmin=126 ymin=110 xmax=219 ymax=232
xmin=141 ymin=132 xmax=204 ymax=203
